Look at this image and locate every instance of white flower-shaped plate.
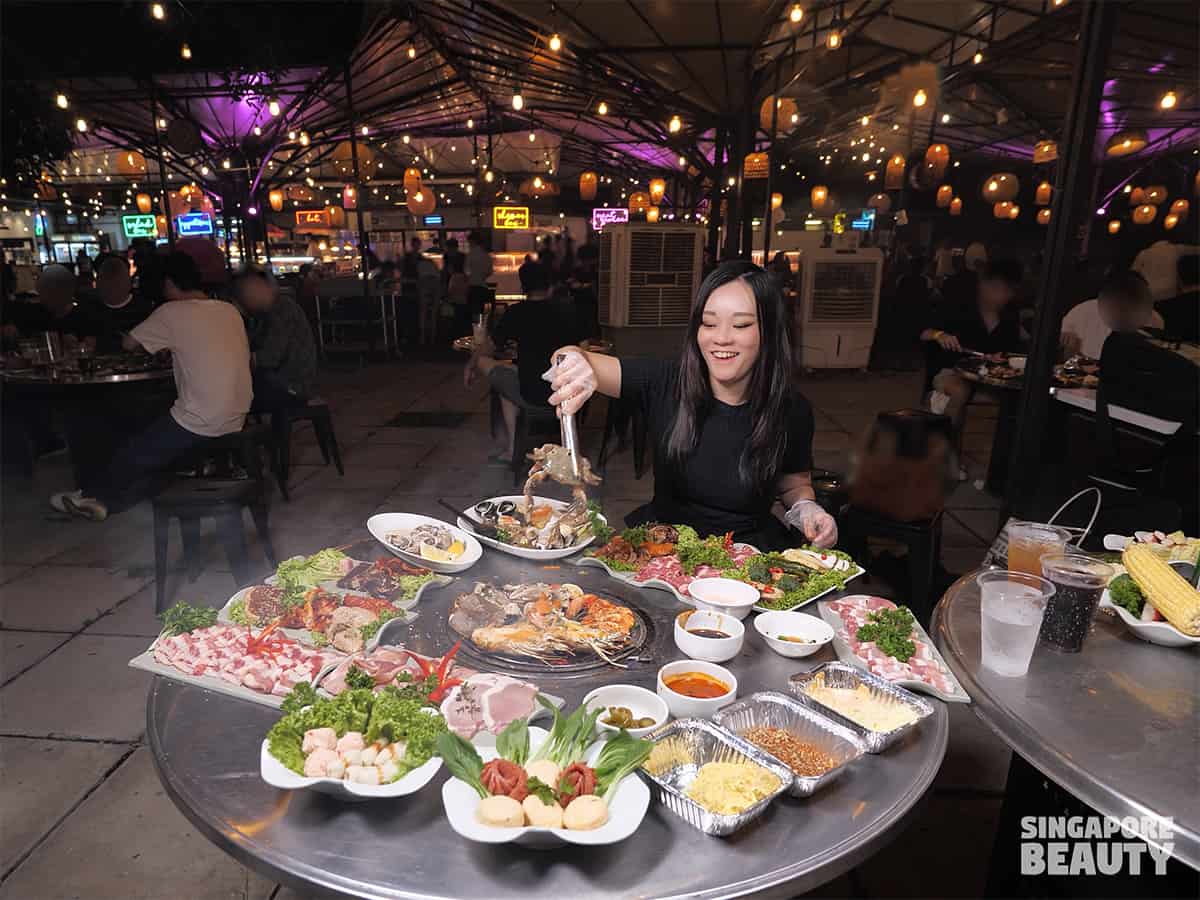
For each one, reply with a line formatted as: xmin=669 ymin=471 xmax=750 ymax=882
xmin=1099 ymin=593 xmax=1200 ymax=649
xmin=259 ymin=709 xmax=444 ymax=801
xmin=440 ymin=726 xmax=651 ymax=847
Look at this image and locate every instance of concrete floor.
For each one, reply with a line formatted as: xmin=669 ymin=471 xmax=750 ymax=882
xmin=0 ymin=358 xmax=1011 ymax=900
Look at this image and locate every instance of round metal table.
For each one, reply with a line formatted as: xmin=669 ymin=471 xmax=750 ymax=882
xmin=1 ymin=366 xmax=173 ymax=385
xmin=932 ymin=571 xmax=1199 ymax=869
xmin=148 ymin=541 xmax=948 ymax=899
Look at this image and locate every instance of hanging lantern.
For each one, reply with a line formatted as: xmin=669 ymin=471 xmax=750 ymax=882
xmin=649 ymin=178 xmax=666 ymax=203
xmin=771 ymin=192 xmax=784 ymax=210
xmin=743 ymin=152 xmax=768 ymax=179
xmin=330 ymin=140 xmax=374 ymax=175
xmin=936 ymin=185 xmax=953 ymax=208
xmin=1105 ymin=130 xmax=1147 ymax=158
xmin=884 ymin=154 xmax=906 ymax=190
xmin=1168 ymin=198 xmax=1189 ymax=221
xmin=982 ymin=173 xmax=1019 ymax=202
xmin=406 ymin=187 xmax=435 ymax=216
xmin=1037 ymin=208 xmax=1051 ymax=225
xmin=1164 ymin=213 xmax=1179 ymax=231
xmin=155 ymin=215 xmax=167 ymax=236
xmin=34 ymin=182 xmax=57 ymax=201
xmin=1033 ymin=140 xmax=1058 ymax=164
xmin=1009 ymin=204 xmax=1021 ymax=220
xmin=867 ymin=193 xmax=892 ymax=213
xmin=287 ymin=184 xmax=315 ymax=202
xmin=327 ymin=205 xmax=346 ymax=228
xmin=1107 ymin=220 xmax=1121 ymax=235
xmin=628 ymin=191 xmax=651 ymax=212
xmin=759 ymin=96 xmax=798 ymax=134
xmin=811 ymin=184 xmax=830 ymax=212
xmin=268 ymin=189 xmax=284 ymax=212
xmin=1195 ymin=170 xmax=1200 ymax=198
xmin=403 ymin=167 xmax=422 ymax=191
xmin=1036 ymin=182 xmax=1052 ymax=206
xmin=924 ymin=144 xmax=950 ymax=179
xmin=136 ymin=192 xmax=153 ymax=214
xmin=1132 ymin=204 xmax=1157 ymax=225
xmin=1129 ymin=187 xmax=1146 ymax=206
xmin=1143 ymin=185 xmax=1167 ymax=205
xmin=949 ymin=197 xmax=963 ymax=216
xmin=178 ymin=183 xmax=198 ymax=201
xmin=993 ymin=201 xmax=1014 ymax=219
xmin=342 ymin=184 xmax=357 ymax=209
xmin=115 ymin=151 xmax=148 ymax=175
xmin=646 ymin=206 xmax=661 ymax=223
xmin=579 ymin=171 xmax=597 ymax=202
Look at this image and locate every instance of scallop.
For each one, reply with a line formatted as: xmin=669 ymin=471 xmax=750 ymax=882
xmin=563 ymin=794 xmax=608 ymax=830
xmin=477 ymin=794 xmax=525 ymax=828
xmin=522 ymin=794 xmax=564 ymax=829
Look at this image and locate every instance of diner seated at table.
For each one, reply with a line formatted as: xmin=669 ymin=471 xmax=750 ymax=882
xmin=1060 ymin=269 xmax=1161 ymax=360
xmin=50 ymin=252 xmax=251 ymax=521
xmin=82 ymin=254 xmax=155 ymax=353
xmin=2 ymin=264 xmax=99 ymax=347
xmin=463 ymin=263 xmax=582 ymax=464
xmin=233 ymin=265 xmax=317 ymax=423
xmin=920 ymin=258 xmax=1024 ymax=426
xmin=1156 ymin=253 xmax=1200 ymax=344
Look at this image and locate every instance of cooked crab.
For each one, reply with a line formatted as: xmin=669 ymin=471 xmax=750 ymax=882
xmin=524 ymin=443 xmax=601 ymax=509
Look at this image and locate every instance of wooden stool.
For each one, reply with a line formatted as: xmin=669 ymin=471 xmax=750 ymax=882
xmin=274 ymin=399 xmax=344 ymax=500
xmin=152 ymin=479 xmax=277 ymax=613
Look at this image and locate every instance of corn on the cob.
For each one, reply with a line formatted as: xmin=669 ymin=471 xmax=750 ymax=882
xmin=1122 ymin=544 xmax=1200 ymax=636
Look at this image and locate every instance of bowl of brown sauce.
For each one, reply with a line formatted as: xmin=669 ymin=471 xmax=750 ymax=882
xmin=673 ymin=609 xmax=745 ymax=662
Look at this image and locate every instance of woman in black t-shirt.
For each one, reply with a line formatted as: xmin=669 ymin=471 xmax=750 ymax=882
xmin=547 ymin=261 xmax=836 ymax=550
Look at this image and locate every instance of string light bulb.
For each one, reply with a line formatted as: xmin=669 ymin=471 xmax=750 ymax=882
xmin=55 ymin=93 xmax=68 ymax=109
xmin=407 ymin=45 xmax=416 ymax=59
xmin=789 ymin=4 xmax=803 ymax=23
xmin=361 ymin=125 xmax=369 ymax=135
xmin=222 ymin=159 xmax=231 ymax=170
xmin=151 ymin=3 xmax=165 ymax=21
xmin=973 ymin=50 xmax=983 ymax=64
xmin=1159 ymin=90 xmax=1177 ymax=110
xmin=484 ymin=170 xmax=495 ymax=183
xmin=678 ymin=155 xmax=687 ymax=167
xmin=157 ymin=117 xmax=167 ymax=129
xmin=467 ymin=118 xmax=474 ymax=129
xmin=668 ymin=114 xmax=682 ymax=133
xmin=861 ymin=116 xmax=869 ymax=126
xmin=180 ymin=43 xmax=191 ymax=60
xmin=75 ymin=117 xmax=87 ymax=132
xmin=512 ymin=88 xmax=524 ymax=111
xmin=528 ymin=131 xmax=536 ymax=142
xmin=402 ymin=134 xmax=410 ymax=144
xmin=549 ymin=33 xmax=562 ymax=52
xmin=597 ymin=101 xmax=608 ymax=115
xmin=913 ymin=89 xmax=928 ymax=108
xmin=941 ymin=113 xmax=951 ymax=124
xmin=827 ymin=25 xmax=842 ymax=49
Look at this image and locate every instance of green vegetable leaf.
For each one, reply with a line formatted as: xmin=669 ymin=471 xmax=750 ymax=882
xmin=496 ymin=718 xmax=530 ymax=766
xmin=676 ymin=535 xmax=732 ymax=575
xmin=593 ymin=729 xmax=655 ymax=799
xmin=586 ymin=501 xmax=614 ymax=545
xmin=345 ymin=665 xmax=376 ymax=691
xmin=266 ymin=686 xmax=374 ymax=775
xmin=226 ymin=598 xmax=256 ymax=626
xmin=279 ymin=682 xmax=317 ymax=717
xmin=360 ymin=607 xmax=406 ymax=642
xmin=525 ymin=776 xmax=559 ymax=806
xmin=1109 ymin=574 xmax=1145 ymax=617
xmin=856 ymin=606 xmax=917 ymax=662
xmin=620 ymin=525 xmax=648 ymax=547
xmin=158 ymin=601 xmax=217 ymax=636
xmin=436 ymin=731 xmax=488 ymax=798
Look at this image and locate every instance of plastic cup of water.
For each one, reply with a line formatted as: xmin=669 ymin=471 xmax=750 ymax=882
xmin=977 ymin=570 xmax=1056 ymax=677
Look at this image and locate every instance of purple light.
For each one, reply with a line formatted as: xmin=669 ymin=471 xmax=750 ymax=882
xmin=1096 ymin=207 xmax=1107 ymax=215
xmin=247 ymin=205 xmax=259 ymax=216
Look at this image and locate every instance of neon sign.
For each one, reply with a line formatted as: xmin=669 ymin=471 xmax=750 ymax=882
xmin=492 ymin=206 xmax=530 ymax=229
xmin=175 ymin=212 xmax=213 ymax=236
xmin=122 ymin=214 xmax=158 ymax=238
xmin=591 ymin=208 xmax=629 ymax=231
xmin=295 ymin=209 xmax=330 ymax=228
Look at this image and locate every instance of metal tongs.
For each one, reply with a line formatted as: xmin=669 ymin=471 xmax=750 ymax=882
xmin=554 ymin=352 xmax=582 ymax=479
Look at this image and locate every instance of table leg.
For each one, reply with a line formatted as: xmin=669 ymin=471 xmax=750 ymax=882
xmin=985 ymin=391 xmax=1020 ymax=495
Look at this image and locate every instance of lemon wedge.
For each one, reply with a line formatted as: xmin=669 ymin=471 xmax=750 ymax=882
xmin=447 ymin=540 xmax=465 ymax=558
xmin=419 ymin=542 xmax=455 ymax=563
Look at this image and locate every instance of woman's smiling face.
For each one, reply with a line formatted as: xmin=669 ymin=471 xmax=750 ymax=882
xmin=697 ymin=277 xmax=760 ymax=397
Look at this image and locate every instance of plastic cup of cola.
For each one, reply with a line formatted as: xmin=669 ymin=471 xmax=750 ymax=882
xmin=1038 ymin=554 xmax=1115 ymax=653
xmin=977 ymin=570 xmax=1055 ymax=677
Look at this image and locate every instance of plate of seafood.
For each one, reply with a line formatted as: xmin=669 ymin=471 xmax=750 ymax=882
xmin=367 ymin=513 xmax=482 ymax=573
xmin=448 ymin=581 xmax=649 ymax=670
xmin=455 ymin=444 xmax=605 ymax=561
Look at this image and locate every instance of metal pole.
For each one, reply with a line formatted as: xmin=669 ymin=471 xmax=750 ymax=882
xmin=35 ymin=202 xmax=54 ymax=262
xmin=150 ymin=89 xmax=175 ymax=250
xmin=761 ymin=61 xmax=782 ymax=265
xmin=1004 ymin=0 xmax=1117 ymax=518
xmin=724 ymin=119 xmax=744 ymax=258
xmin=344 ymin=65 xmax=377 ymax=352
xmin=221 ymin=200 xmax=233 ymax=275
xmin=258 ymin=190 xmax=273 ymax=269
xmin=707 ymin=126 xmax=726 ymax=263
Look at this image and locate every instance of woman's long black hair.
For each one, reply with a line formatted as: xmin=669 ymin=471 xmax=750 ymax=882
xmin=666 ymin=260 xmax=795 ymax=490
